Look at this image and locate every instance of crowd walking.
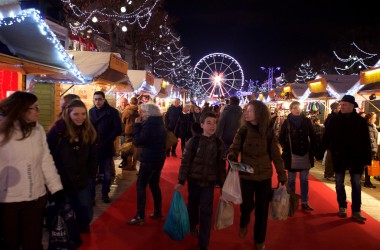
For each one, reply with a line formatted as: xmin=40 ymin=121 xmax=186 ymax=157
xmin=1 ymin=92 xmax=380 ymax=250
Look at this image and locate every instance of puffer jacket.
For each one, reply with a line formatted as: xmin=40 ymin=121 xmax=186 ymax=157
xmin=228 ymin=122 xmax=287 ymax=182
xmin=0 ymin=119 xmax=63 ymax=203
xmin=47 ymin=119 xmax=98 ymax=193
xmin=133 ymin=116 xmax=167 ymax=164
xmin=178 ymin=134 xmax=226 ymax=187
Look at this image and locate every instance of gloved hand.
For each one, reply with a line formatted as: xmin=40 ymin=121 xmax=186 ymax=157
xmin=53 ymin=190 xmax=66 ymax=206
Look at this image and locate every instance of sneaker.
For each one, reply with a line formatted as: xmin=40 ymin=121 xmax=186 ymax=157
xmin=190 ymin=227 xmax=199 ymax=237
xmin=255 ymin=242 xmax=266 ymax=250
xmin=239 ymin=226 xmax=248 ymax=238
xmin=338 ymin=207 xmax=347 ymax=218
xmin=364 ymin=182 xmax=376 ymax=188
xmin=325 ymin=176 xmax=336 ymax=182
xmin=301 ymin=203 xmax=314 ymax=211
xmin=149 ymin=213 xmax=164 ymax=221
xmin=352 ymin=212 xmax=366 ymax=222
xmin=102 ymin=194 xmax=111 ymax=203
xmin=127 ymin=216 xmax=145 ymax=225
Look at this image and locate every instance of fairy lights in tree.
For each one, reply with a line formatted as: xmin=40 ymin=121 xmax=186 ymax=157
xmin=142 ymin=15 xmax=192 ymax=88
xmin=333 ymin=42 xmax=377 ymax=75
xmin=295 ymin=61 xmax=317 ymax=84
xmin=61 ymin=0 xmax=159 ymax=35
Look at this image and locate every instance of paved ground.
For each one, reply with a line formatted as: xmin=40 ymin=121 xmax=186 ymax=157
xmin=42 ymin=158 xmax=380 ymax=249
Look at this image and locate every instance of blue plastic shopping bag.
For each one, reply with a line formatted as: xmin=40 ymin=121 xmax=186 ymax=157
xmin=163 ymin=191 xmax=190 ymax=240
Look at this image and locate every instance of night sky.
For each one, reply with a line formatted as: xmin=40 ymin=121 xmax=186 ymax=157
xmin=164 ymin=0 xmax=380 ymax=82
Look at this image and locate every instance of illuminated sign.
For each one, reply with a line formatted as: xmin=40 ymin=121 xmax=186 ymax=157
xmin=308 ymin=78 xmax=327 ymax=93
xmin=360 ymin=67 xmax=380 ymax=85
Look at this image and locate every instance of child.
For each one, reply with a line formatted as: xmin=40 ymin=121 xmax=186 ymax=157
xmin=175 ymin=112 xmax=226 ymax=250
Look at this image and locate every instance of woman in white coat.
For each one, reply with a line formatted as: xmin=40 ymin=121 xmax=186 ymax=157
xmin=0 ymin=91 xmax=63 ymax=250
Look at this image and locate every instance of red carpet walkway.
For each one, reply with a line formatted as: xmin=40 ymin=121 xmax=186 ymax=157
xmin=79 ymin=153 xmax=380 ymax=250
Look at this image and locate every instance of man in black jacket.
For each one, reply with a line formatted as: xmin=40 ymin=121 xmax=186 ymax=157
xmin=165 ymin=98 xmax=182 ymax=157
xmin=89 ymin=91 xmax=122 ymax=203
xmin=323 ymin=95 xmax=372 ymax=223
xmin=216 ymin=96 xmax=242 ymax=154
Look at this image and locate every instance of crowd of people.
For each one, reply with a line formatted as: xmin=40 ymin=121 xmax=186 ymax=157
xmin=0 ymin=91 xmax=378 ymax=250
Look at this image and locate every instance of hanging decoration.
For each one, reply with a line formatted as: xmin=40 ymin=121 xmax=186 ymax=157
xmin=61 ymin=0 xmax=159 ymax=35
xmin=333 ymin=42 xmax=377 ymax=75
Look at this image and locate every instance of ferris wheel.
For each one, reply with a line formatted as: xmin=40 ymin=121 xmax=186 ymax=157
xmin=193 ymin=53 xmax=244 ymax=98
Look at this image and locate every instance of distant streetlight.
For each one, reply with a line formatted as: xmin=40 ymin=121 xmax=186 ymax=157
xmin=260 ymin=66 xmax=281 ymax=90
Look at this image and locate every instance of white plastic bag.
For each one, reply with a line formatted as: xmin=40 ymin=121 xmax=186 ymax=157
xmin=214 ymin=198 xmax=234 ymax=230
xmin=269 ymin=185 xmax=289 ymax=220
xmin=222 ymin=169 xmax=242 ymax=205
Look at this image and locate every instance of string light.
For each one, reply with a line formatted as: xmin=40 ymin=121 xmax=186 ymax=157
xmin=142 ymin=15 xmax=192 ymax=89
xmin=0 ymin=8 xmax=87 ymax=84
xmin=295 ymin=61 xmax=317 ymax=84
xmin=333 ymin=42 xmax=377 ymax=75
xmin=61 ymin=0 xmax=159 ymax=35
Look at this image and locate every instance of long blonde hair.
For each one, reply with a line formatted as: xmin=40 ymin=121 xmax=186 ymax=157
xmin=62 ymin=100 xmax=97 ymax=144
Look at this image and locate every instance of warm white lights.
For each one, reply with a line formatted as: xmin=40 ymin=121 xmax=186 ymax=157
xmin=121 ymin=26 xmax=127 ymax=32
xmin=120 ymin=6 xmax=126 ymax=13
xmin=91 ymin=16 xmax=98 ymax=23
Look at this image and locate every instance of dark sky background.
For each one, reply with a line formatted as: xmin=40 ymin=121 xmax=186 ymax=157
xmin=164 ymin=0 xmax=380 ymax=82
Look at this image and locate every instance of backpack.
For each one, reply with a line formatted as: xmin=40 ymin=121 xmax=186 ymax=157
xmin=190 ymin=135 xmax=222 ymax=163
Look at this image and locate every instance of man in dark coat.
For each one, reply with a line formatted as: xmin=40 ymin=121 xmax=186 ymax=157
xmin=165 ymin=98 xmax=182 ymax=157
xmin=322 ymin=95 xmax=372 ymax=223
xmin=89 ymin=91 xmax=122 ymax=203
xmin=216 ymin=96 xmax=242 ymax=153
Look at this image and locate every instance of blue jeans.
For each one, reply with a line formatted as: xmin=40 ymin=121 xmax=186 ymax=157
xmin=335 ymin=171 xmax=362 ymax=213
xmin=136 ymin=161 xmax=165 ymax=219
xmin=65 ymin=185 xmax=93 ymax=231
xmin=288 ymin=170 xmax=309 ymax=204
xmin=100 ymin=157 xmax=114 ymax=196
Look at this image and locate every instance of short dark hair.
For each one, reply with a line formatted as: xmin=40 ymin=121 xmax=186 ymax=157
xmin=130 ymin=97 xmax=138 ymax=105
xmin=229 ymin=96 xmax=239 ymax=105
xmin=93 ymin=91 xmax=105 ymax=98
xmin=200 ymin=112 xmax=216 ymax=123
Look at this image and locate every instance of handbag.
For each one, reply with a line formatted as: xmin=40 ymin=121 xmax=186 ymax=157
xmin=166 ymin=131 xmax=178 ymax=150
xmin=48 ymin=205 xmax=82 ymax=250
xmin=221 ymin=168 xmax=242 ymax=205
xmin=214 ymin=198 xmax=234 ymax=230
xmin=368 ymin=160 xmax=380 ymax=176
xmin=287 ymin=122 xmax=311 ymax=170
xmin=163 ymin=191 xmax=190 ymax=240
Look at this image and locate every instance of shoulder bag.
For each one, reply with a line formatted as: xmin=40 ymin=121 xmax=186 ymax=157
xmin=287 ymin=122 xmax=311 ymax=170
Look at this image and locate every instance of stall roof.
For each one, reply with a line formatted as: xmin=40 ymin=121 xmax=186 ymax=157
xmin=323 ymin=75 xmax=359 ymax=94
xmin=0 ymin=8 xmax=86 ymax=84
